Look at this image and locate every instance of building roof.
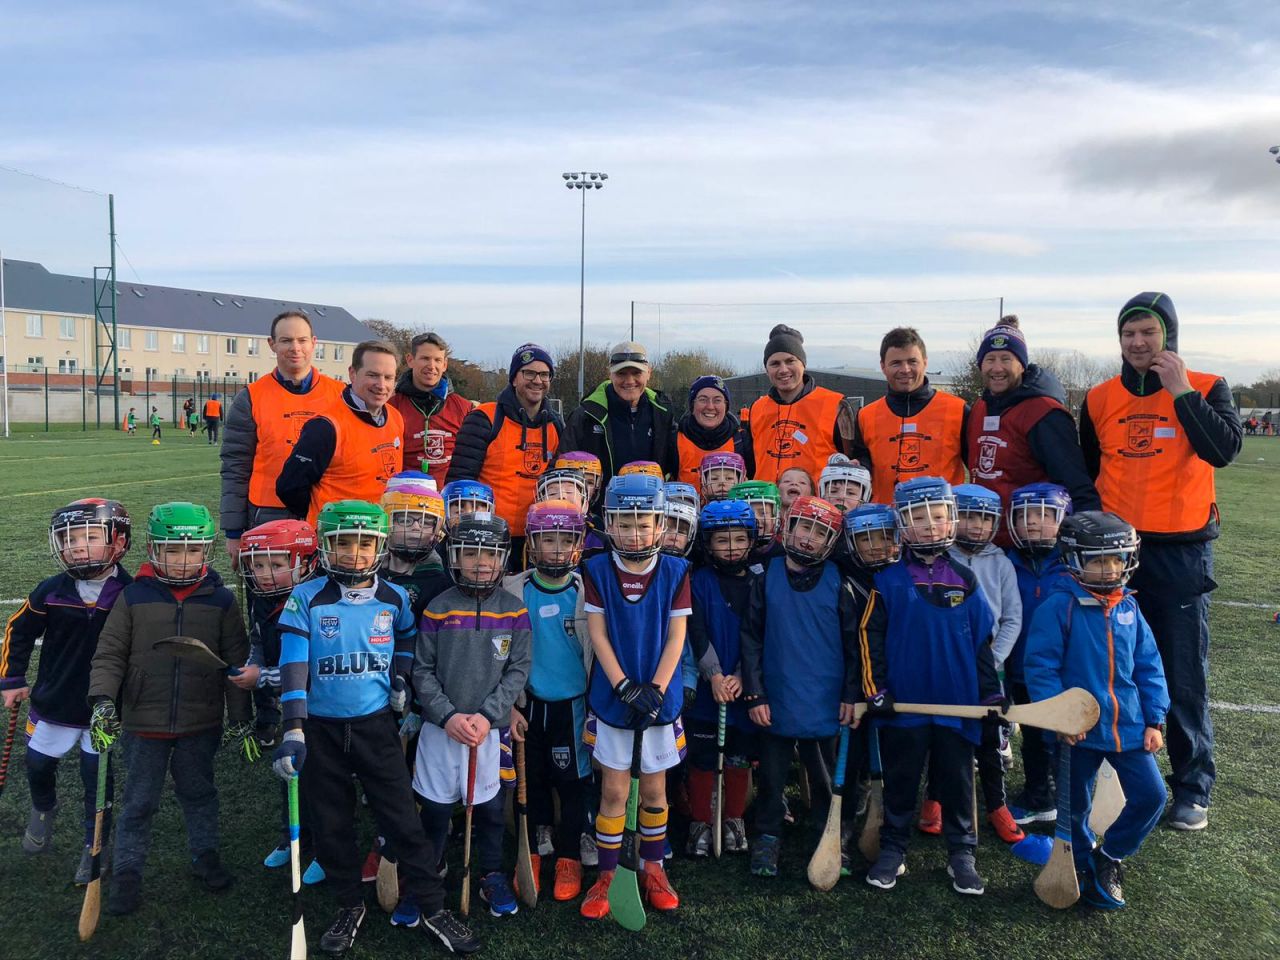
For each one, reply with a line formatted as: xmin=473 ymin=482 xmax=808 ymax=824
xmin=1 ymin=258 xmax=373 ymax=343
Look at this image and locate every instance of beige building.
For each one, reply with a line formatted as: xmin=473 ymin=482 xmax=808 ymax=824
xmin=1 ymin=258 xmax=372 ymax=383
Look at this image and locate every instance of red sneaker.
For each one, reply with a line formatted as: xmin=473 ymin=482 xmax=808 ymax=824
xmin=553 ymin=858 xmax=582 ymax=901
xmin=642 ymin=861 xmax=679 ymax=912
xmin=580 ymin=870 xmax=613 ymax=920
xmin=918 ymin=800 xmax=943 ymax=835
xmin=514 ymin=853 xmax=541 ymax=899
xmin=988 ymin=805 xmax=1027 ymax=844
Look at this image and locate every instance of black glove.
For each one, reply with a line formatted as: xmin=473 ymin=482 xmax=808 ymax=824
xmin=982 ymin=692 xmax=1013 ymax=724
xmin=866 ymin=691 xmax=896 ymax=717
xmin=616 ymin=678 xmax=663 ymax=727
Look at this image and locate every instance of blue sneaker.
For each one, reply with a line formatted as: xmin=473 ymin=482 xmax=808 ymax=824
xmin=478 ymin=871 xmax=518 ymax=917
xmin=263 ymin=844 xmax=289 ymax=869
xmin=750 ymin=834 xmax=781 ymax=877
xmin=303 ymin=859 xmax=326 ymax=885
xmin=391 ymin=896 xmax=421 ymax=928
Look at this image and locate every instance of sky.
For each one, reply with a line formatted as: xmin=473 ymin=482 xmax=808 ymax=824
xmin=2 ymin=0 xmax=1279 ymax=383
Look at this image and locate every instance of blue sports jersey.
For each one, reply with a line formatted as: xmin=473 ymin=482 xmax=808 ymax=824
xmin=524 ymin=577 xmax=587 ymax=702
xmin=277 ymin=576 xmax=416 ymax=721
xmin=584 ymin=552 xmax=690 ymax=729
xmin=1005 ymin=545 xmax=1070 ymax=682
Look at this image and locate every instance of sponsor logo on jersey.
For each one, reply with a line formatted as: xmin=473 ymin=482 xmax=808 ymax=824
xmin=492 ymin=634 xmax=512 ymax=660
xmin=369 ymin=634 xmax=391 ymax=644
xmin=320 ymin=615 xmax=340 ymax=638
xmin=285 ymin=595 xmax=300 ymax=614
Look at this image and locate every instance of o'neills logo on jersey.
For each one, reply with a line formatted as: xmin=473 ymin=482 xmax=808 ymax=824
xmin=317 ymin=651 xmax=391 ymax=675
xmin=976 ymin=435 xmax=1007 ymax=477
xmin=1119 ymin=414 xmax=1166 ymax=459
xmin=768 ymin=418 xmax=804 ymax=461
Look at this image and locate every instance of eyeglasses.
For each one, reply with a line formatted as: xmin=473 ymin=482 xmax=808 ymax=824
xmin=519 ymin=370 xmax=553 ymax=383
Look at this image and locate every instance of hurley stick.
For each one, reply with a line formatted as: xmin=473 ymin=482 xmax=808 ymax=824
xmin=713 ymin=703 xmax=726 ymax=859
xmin=1035 ymin=744 xmax=1079 ymax=909
xmin=807 ymin=725 xmax=850 ymax=891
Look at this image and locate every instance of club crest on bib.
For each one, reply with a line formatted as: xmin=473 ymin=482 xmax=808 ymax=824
xmin=978 ymin=438 xmax=999 ymax=475
xmin=900 ymin=435 xmax=922 ymax=468
xmin=492 ymin=634 xmax=512 ymax=660
xmin=769 ymin=418 xmax=801 ymax=459
xmin=373 ymin=609 xmax=394 ymax=634
xmin=423 ymin=429 xmax=447 ymax=465
xmin=320 ymin=615 xmax=340 ymax=639
xmin=522 ymin=446 xmax=549 ymax=477
xmin=1126 ymin=419 xmax=1154 ymax=453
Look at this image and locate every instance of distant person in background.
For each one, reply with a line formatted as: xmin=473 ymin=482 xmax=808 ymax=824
xmin=149 ymin=407 xmax=162 ymax=443
xmin=276 ymin=339 xmax=406 ymax=527
xmin=849 ymin=327 xmax=967 ymax=504
xmin=220 ymin=309 xmax=345 ymax=567
xmin=965 ymin=317 xmax=1099 ymax=543
xmin=741 ymin=325 xmax=844 ymax=485
xmin=1079 ymin=292 xmax=1242 ymax=833
xmin=387 ymin=331 xmax=474 ymax=486
xmin=127 ymin=407 xmax=137 ymax=435
xmin=203 ymin=393 xmax=223 ymax=445
xmin=556 ymin=341 xmax=676 ymax=487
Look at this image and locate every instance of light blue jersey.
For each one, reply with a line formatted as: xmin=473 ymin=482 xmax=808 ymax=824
xmin=524 ymin=576 xmax=587 ymax=702
xmin=277 ymin=576 xmax=416 ymax=721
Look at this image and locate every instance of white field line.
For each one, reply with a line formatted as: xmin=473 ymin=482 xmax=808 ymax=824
xmin=1213 ymin=600 xmax=1278 ymax=610
xmin=1211 ymin=701 xmax=1280 ymax=715
xmin=9 ymin=471 xmax=219 ymax=498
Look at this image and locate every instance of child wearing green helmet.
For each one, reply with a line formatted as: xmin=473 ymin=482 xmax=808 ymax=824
xmin=86 ymin=501 xmax=252 ymax=916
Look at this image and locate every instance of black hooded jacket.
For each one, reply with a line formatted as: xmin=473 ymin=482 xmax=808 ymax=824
xmin=1078 ymin=292 xmax=1242 ymax=541
xmin=446 ymin=385 xmax=564 ymax=484
xmin=976 ymin=363 xmax=1101 ymax=511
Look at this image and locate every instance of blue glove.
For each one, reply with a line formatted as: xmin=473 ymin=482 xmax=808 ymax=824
xmin=389 ymin=675 xmax=408 ymax=715
xmin=272 ymin=730 xmax=306 ymax=780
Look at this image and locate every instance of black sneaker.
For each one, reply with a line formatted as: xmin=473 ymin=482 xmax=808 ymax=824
xmin=107 ymin=870 xmax=143 ymax=916
xmin=947 ymin=851 xmax=985 ymax=895
xmin=192 ymin=851 xmax=234 ymax=891
xmin=423 ymin=908 xmax=481 ymax=954
xmin=1083 ymin=851 xmax=1126 ymax=910
xmin=320 ymin=904 xmax=367 ymax=955
xmin=866 ymin=849 xmax=906 ymax=890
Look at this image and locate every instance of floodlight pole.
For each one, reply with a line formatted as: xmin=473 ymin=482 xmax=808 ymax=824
xmin=562 ymin=172 xmax=608 ymax=400
xmin=1 ymin=247 xmax=8 ymax=437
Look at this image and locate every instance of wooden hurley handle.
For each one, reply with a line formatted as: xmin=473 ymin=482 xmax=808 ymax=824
xmin=515 ymin=739 xmax=528 ymax=806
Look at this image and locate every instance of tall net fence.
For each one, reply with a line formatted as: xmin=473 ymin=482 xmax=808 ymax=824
xmin=626 ymin=298 xmax=1006 ymax=373
xmin=0 ymin=165 xmax=115 ymax=434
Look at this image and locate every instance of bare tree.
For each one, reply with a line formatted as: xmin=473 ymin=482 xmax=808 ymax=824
xmin=1033 ymin=348 xmax=1120 ymax=410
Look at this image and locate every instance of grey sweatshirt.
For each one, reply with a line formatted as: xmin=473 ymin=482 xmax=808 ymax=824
xmin=950 ymin=543 xmax=1022 ymax=671
xmin=413 ymin=584 xmax=531 ymax=727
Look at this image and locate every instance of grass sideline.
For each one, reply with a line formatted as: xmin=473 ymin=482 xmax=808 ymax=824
xmin=0 ymin=432 xmax=1277 ymax=960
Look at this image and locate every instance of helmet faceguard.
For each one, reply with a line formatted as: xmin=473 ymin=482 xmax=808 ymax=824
xmin=1008 ymin=482 xmax=1072 ymax=555
xmin=535 ymin=469 xmax=589 ymax=512
xmin=783 ymin=495 xmax=843 ymax=566
xmin=728 ymin=480 xmax=782 ymax=548
xmin=146 ymin=502 xmax=216 ymax=586
xmin=49 ymin=498 xmax=131 ymax=580
xmin=663 ymin=482 xmax=700 ymax=511
xmin=554 ymin=451 xmax=603 ymax=505
xmin=381 ymin=488 xmax=445 ymax=563
xmin=447 ymin=513 xmax=512 ymax=597
xmin=699 ymin=452 xmax=746 ymax=500
xmin=525 ymin=500 xmax=585 ymax=578
xmin=819 ymin=455 xmax=872 ymax=512
xmin=699 ymin=500 xmax=757 ymax=574
xmin=953 ymin=483 xmax=1002 ymax=551
xmin=317 ymin=500 xmax=389 ymax=587
xmin=660 ymin=501 xmax=699 ymax=558
xmin=240 ymin=519 xmax=318 ymax=597
xmin=893 ymin=477 xmax=957 ymax=559
xmin=1059 ymin=511 xmax=1140 ymax=592
xmin=843 ymin=503 xmax=900 ymax=571
xmin=604 ymin=474 xmax=667 ymax=562
xmin=441 ymin=480 xmax=495 ymax=530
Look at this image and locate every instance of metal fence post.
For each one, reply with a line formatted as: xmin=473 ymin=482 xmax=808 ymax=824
xmin=44 ymin=366 xmax=49 ymax=432
xmin=82 ymin=370 xmax=87 ymax=431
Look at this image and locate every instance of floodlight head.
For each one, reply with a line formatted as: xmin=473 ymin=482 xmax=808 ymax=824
xmin=566 ymin=182 xmax=574 ymax=189
xmin=600 ymin=173 xmax=609 ymax=180
xmin=1270 ymin=145 xmax=1280 ymax=155
xmin=593 ymin=182 xmax=602 ymax=189
xmin=563 ymin=172 xmax=572 ymax=179
xmin=589 ymin=173 xmax=598 ymax=180
xmin=571 ymin=173 xmax=580 ymax=180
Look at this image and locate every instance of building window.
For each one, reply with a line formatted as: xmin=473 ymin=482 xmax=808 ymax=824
xmin=175 ymin=367 xmax=186 ymax=377
xmin=226 ymin=337 xmax=238 ymax=355
xmin=145 ymin=331 xmax=158 ymax=351
xmin=197 ymin=335 xmax=209 ymax=354
xmin=333 ymin=344 xmax=344 ymax=362
xmin=26 ymin=314 xmax=43 ymax=337
xmin=60 ymin=316 xmax=76 ymax=340
xmin=59 ymin=358 xmax=79 ymax=373
xmin=248 ymin=371 xmax=260 ymax=383
xmin=145 ymin=366 xmax=159 ymax=379
xmin=28 ymin=355 xmax=45 ymax=366
xmin=173 ymin=333 xmax=186 ymax=352
xmin=118 ymin=328 xmax=132 ymax=349
xmin=247 ymin=338 xmax=259 ymax=357
xmin=315 ymin=342 xmax=326 ymax=360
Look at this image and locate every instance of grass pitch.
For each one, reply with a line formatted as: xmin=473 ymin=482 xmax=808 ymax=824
xmin=0 ymin=430 xmax=1277 ymax=960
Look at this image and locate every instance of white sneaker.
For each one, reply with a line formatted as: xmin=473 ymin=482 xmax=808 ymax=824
xmin=579 ymin=832 xmax=598 ymax=867
xmin=536 ymin=825 xmax=555 ymax=857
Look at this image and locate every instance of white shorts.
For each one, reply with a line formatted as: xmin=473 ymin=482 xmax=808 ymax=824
xmin=27 ymin=719 xmax=95 ymax=757
xmin=413 ymin=723 xmax=506 ymax=806
xmin=585 ymin=715 xmax=686 ymax=775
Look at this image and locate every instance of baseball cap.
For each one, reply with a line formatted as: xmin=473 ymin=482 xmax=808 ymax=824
xmin=608 ymin=341 xmax=650 ymax=374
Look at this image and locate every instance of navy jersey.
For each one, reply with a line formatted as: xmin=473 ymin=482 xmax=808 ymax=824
xmin=687 ymin=565 xmax=755 ymax=728
xmin=1006 ymin=545 xmax=1070 ymax=682
xmin=583 ymin=553 xmax=691 ymax=729
xmin=277 ymin=576 xmax=416 ymax=722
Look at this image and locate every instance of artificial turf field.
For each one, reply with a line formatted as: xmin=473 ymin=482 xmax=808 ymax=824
xmin=0 ymin=429 xmax=1277 ymax=960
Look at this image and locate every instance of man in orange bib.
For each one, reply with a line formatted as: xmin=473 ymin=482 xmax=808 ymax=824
xmin=849 ymin=327 xmax=967 ymax=503
xmin=1079 ymin=292 xmax=1242 ymax=833
xmin=220 ymin=310 xmax=345 ymax=566
xmin=276 ymin=340 xmax=405 ymax=528
xmin=447 ymin=343 xmax=563 ymax=561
